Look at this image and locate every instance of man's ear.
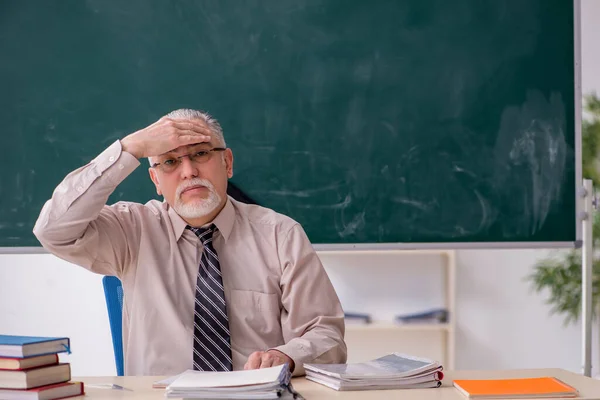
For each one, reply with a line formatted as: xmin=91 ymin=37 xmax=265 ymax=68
xmin=224 ymin=149 xmax=234 ymax=178
xmin=148 ymin=168 xmax=162 ymax=196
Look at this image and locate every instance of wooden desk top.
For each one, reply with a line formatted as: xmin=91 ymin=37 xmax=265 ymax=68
xmin=73 ymin=368 xmax=600 ymax=399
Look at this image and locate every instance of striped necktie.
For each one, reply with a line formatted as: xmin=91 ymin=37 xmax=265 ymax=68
xmin=187 ymin=224 xmax=233 ymax=371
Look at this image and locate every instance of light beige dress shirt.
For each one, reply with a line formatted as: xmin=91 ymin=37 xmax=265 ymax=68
xmin=33 ymin=140 xmax=347 ymax=376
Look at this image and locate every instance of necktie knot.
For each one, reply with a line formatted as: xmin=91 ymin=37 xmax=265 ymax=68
xmin=187 ymin=224 xmax=216 ymax=241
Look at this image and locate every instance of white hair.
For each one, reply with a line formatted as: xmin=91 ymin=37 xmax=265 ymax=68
xmin=149 ymin=108 xmax=226 ymax=165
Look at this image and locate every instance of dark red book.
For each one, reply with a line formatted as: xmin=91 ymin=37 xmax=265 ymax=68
xmin=0 ymin=381 xmax=84 ymax=400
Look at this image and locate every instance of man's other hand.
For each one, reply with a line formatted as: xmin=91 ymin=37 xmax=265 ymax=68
xmin=244 ymin=350 xmax=295 ymax=372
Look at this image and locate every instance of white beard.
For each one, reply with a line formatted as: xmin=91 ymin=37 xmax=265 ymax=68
xmin=173 ymin=178 xmax=222 ymax=219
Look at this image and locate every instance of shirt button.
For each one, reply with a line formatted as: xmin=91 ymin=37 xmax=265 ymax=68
xmin=77 ymin=186 xmax=84 ymax=192
xmin=118 ymin=164 xmax=124 ymax=170
xmin=109 ymin=156 xmax=115 ymax=162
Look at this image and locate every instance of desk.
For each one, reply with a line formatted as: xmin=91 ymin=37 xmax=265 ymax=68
xmin=74 ymin=369 xmax=600 ymax=399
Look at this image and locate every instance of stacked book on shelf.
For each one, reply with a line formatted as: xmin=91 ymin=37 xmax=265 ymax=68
xmin=304 ymin=353 xmax=443 ymax=391
xmin=165 ymin=364 xmax=298 ymax=399
xmin=344 ymin=312 xmax=372 ymax=325
xmin=345 ymin=308 xmax=449 ymax=326
xmin=395 ymin=308 xmax=449 ymax=325
xmin=0 ymin=335 xmax=84 ymax=400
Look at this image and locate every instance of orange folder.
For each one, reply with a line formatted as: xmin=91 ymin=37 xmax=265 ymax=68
xmin=453 ymin=377 xmax=579 ymax=399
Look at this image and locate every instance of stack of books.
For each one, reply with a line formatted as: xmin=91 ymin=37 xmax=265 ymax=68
xmin=304 ymin=353 xmax=443 ymax=391
xmin=0 ymin=335 xmax=84 ymax=400
xmin=165 ymin=364 xmax=297 ymax=399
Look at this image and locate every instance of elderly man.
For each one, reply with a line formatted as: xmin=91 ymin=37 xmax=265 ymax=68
xmin=33 ymin=109 xmax=346 ymax=376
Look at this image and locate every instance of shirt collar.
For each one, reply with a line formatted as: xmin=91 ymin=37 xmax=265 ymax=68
xmin=168 ymin=196 xmax=235 ymax=242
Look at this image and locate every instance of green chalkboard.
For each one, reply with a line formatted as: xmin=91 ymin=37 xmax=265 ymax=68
xmin=1 ymin=0 xmax=578 ymax=247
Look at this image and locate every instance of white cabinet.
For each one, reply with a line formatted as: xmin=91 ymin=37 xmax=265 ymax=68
xmin=317 ymin=249 xmax=456 ymax=369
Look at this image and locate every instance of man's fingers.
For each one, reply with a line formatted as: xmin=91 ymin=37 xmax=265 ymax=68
xmin=259 ymin=353 xmax=275 ymax=369
xmin=166 ymin=119 xmax=213 ymax=135
xmin=177 ymin=132 xmax=212 ymax=144
xmin=167 ymin=119 xmax=213 ymax=145
xmin=245 ymin=351 xmax=277 ymax=369
xmin=244 ymin=351 xmax=263 ymax=370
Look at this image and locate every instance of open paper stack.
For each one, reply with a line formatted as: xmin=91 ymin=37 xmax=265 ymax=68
xmin=304 ymin=353 xmax=443 ymax=391
xmin=165 ymin=364 xmax=293 ymax=399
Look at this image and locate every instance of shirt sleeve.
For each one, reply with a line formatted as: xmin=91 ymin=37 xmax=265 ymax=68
xmin=270 ymin=224 xmax=347 ymax=376
xmin=33 ymin=140 xmax=142 ymax=278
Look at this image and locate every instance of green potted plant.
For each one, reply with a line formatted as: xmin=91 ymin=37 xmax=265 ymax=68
xmin=527 ymin=93 xmax=600 ymax=326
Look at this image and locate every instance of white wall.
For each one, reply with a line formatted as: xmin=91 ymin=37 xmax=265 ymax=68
xmin=455 ymin=250 xmax=585 ymax=372
xmin=1 ymin=0 xmax=599 ymax=377
xmin=0 ymin=255 xmax=116 ymax=376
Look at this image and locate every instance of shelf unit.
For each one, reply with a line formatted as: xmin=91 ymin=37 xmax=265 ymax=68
xmin=317 ymin=249 xmax=456 ymax=369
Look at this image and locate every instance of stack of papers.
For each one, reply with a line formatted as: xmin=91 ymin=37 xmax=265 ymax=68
xmin=165 ymin=365 xmax=293 ymax=399
xmin=304 ymin=353 xmax=443 ymax=391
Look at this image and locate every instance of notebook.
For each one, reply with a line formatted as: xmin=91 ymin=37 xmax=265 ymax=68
xmin=453 ymin=377 xmax=579 ymax=399
xmin=0 ymin=336 xmax=70 ymax=359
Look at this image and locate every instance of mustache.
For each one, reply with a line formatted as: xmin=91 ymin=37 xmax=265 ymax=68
xmin=176 ymin=178 xmax=215 ymax=198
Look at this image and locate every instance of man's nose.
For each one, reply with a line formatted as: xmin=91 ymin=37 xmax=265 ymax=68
xmin=179 ymin=156 xmax=199 ymax=179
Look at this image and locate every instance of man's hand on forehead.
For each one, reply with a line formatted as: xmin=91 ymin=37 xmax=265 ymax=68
xmin=120 ymin=117 xmax=213 ymax=159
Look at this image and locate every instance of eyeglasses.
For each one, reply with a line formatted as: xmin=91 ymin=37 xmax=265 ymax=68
xmin=151 ymin=147 xmax=226 ymax=173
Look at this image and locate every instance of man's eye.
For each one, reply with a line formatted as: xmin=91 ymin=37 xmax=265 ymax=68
xmin=191 ymin=151 xmax=210 ymax=160
xmin=163 ymin=159 xmax=176 ymax=166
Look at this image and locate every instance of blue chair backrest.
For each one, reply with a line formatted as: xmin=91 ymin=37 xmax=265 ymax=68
xmin=102 ymin=276 xmax=124 ymax=376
